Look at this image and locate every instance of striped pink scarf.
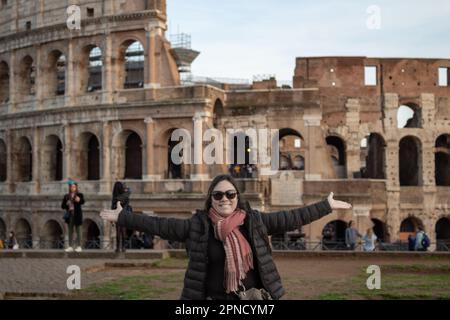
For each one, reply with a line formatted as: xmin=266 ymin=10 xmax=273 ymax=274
xmin=208 ymin=207 xmax=254 ymax=294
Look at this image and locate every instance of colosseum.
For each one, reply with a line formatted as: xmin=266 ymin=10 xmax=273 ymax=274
xmin=0 ymin=0 xmax=449 ymax=251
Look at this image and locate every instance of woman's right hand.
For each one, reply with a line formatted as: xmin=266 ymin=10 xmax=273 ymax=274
xmin=100 ymin=202 xmax=123 ymax=223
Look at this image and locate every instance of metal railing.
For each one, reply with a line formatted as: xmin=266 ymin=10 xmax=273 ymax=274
xmin=2 ymin=240 xmax=449 ymax=252
xmin=436 ymin=240 xmax=450 ymax=251
xmin=271 ymin=240 xmax=449 ymax=252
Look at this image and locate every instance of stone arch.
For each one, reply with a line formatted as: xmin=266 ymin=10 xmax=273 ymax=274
xmin=435 ymin=134 xmax=450 ymax=186
xmin=43 ymin=50 xmax=66 ymax=97
xmin=0 ymin=138 xmax=6 ymax=182
xmin=112 ymin=130 xmax=143 ymax=180
xmin=120 ymin=40 xmax=145 ymax=89
xmin=42 ymin=135 xmax=63 ymax=182
xmin=399 ymin=136 xmax=422 ymax=186
xmin=277 ymin=128 xmax=305 ymax=171
xmin=15 ymin=218 xmax=32 ymax=249
xmin=17 ymin=55 xmax=36 ymax=99
xmin=399 ymin=216 xmax=424 ymax=242
xmin=40 ymin=219 xmax=64 ymax=249
xmin=79 ymin=45 xmax=103 ymax=93
xmin=436 ymin=217 xmax=450 ymax=251
xmin=88 ymin=46 xmax=103 ymax=92
xmin=0 ymin=217 xmax=6 ymax=240
xmin=227 ymin=131 xmax=257 ymax=178
xmin=82 ymin=219 xmax=101 ymax=249
xmin=0 ymin=60 xmax=9 ymax=103
xmin=213 ymin=99 xmax=224 ymax=128
xmin=74 ymin=132 xmax=100 ymax=181
xmin=14 ymin=136 xmax=32 ymax=182
xmin=359 ymin=133 xmax=386 ymax=179
xmin=155 ymin=128 xmax=189 ymax=179
xmin=371 ymin=218 xmax=389 ymax=242
xmin=168 ymin=128 xmax=192 ymax=179
xmin=326 ymin=135 xmax=347 ymax=178
xmin=397 ymin=102 xmax=421 ymax=128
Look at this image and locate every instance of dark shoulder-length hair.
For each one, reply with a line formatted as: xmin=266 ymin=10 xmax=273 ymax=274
xmin=204 ymin=174 xmax=249 ymax=212
xmin=112 ymin=181 xmax=125 ymax=199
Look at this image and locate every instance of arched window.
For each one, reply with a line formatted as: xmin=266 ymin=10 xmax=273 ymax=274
xmin=40 ymin=220 xmax=63 ymax=249
xmin=213 ymin=99 xmax=224 ymax=128
xmin=228 ymin=133 xmax=255 ymax=178
xmin=397 ymin=103 xmax=421 ymax=128
xmin=0 ymin=218 xmax=6 ymax=241
xmin=371 ymin=218 xmax=388 ymax=243
xmin=15 ymin=218 xmax=32 ymax=249
xmin=0 ymin=139 xmax=6 ymax=181
xmin=19 ymin=55 xmax=35 ymax=97
xmin=326 ymin=136 xmax=347 ymax=178
xmin=42 ymin=135 xmax=63 ymax=182
xmin=0 ymin=61 xmax=9 ymax=103
xmin=112 ymin=130 xmax=143 ymax=180
xmin=45 ymin=50 xmax=66 ymax=97
xmin=76 ymin=133 xmax=100 ymax=181
xmin=15 ymin=137 xmax=32 ymax=182
xmin=87 ymin=135 xmax=100 ymax=181
xmin=125 ymin=132 xmax=143 ymax=179
xmin=278 ymin=128 xmax=305 ymax=171
xmin=88 ymin=47 xmax=102 ymax=92
xmin=399 ymin=136 xmax=422 ymax=186
xmin=123 ymin=41 xmax=145 ymax=89
xmin=400 ymin=217 xmax=424 ymax=242
xmin=83 ymin=219 xmax=101 ymax=249
xmin=359 ymin=133 xmax=386 ymax=179
xmin=435 ymin=134 xmax=450 ymax=186
xmin=436 ymin=218 xmax=450 ymax=251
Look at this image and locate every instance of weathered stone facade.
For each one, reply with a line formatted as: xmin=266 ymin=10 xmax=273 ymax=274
xmin=0 ymin=1 xmax=449 ymax=250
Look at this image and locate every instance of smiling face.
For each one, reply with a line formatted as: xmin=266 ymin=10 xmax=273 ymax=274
xmin=211 ymin=180 xmax=238 ymax=216
xmin=69 ymin=184 xmax=78 ymax=193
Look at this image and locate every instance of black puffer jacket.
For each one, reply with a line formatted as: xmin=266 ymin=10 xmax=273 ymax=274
xmin=117 ymin=199 xmax=332 ymax=300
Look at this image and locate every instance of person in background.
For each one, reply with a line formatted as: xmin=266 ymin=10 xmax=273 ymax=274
xmin=233 ymin=165 xmax=241 ymax=178
xmin=414 ymin=226 xmax=429 ymax=252
xmin=345 ymin=221 xmax=362 ymax=250
xmin=6 ymin=231 xmax=18 ymax=250
xmin=130 ymin=231 xmax=144 ymax=249
xmin=142 ymin=232 xmax=154 ymax=249
xmin=112 ymin=182 xmax=132 ymax=253
xmin=61 ymin=181 xmax=85 ymax=253
xmin=408 ymin=234 xmax=416 ymax=251
xmin=362 ymin=228 xmax=377 ymax=252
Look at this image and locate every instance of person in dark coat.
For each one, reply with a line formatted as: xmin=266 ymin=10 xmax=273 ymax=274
xmin=100 ymin=174 xmax=352 ymax=300
xmin=6 ymin=231 xmax=18 ymax=249
xmin=112 ymin=181 xmax=131 ymax=252
xmin=61 ymin=181 xmax=85 ymax=252
xmin=408 ymin=234 xmax=416 ymax=251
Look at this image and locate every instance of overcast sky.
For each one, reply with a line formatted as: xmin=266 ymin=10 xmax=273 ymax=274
xmin=167 ymin=0 xmax=450 ymax=82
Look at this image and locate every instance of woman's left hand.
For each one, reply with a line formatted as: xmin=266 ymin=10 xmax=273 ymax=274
xmin=327 ymin=192 xmax=352 ymax=210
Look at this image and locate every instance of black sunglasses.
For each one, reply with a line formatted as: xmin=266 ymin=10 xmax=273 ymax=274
xmin=212 ymin=190 xmax=238 ymax=201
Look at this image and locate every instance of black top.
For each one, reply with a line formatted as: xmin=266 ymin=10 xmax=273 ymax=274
xmin=205 ymin=218 xmax=263 ymax=300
